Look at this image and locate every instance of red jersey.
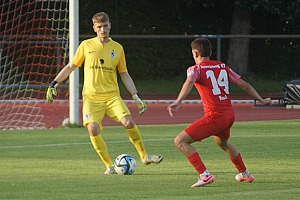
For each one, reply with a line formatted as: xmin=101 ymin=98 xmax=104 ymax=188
xmin=187 ymin=60 xmax=241 ymax=114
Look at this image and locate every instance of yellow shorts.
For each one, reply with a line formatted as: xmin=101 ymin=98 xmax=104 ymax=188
xmin=82 ymin=95 xmax=131 ymax=130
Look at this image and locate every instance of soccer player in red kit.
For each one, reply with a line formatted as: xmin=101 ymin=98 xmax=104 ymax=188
xmin=167 ymin=38 xmax=271 ymax=187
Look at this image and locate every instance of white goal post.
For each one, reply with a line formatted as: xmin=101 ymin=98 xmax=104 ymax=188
xmin=69 ymin=0 xmax=80 ymax=126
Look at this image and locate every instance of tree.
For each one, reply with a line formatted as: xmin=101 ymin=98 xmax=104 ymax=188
xmin=227 ymin=2 xmax=251 ymax=75
xmin=228 ymin=0 xmax=300 ymax=76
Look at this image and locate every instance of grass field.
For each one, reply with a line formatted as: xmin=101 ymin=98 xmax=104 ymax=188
xmin=0 ymin=120 xmax=299 ymax=200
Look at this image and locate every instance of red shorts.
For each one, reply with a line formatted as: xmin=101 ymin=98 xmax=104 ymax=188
xmin=185 ymin=109 xmax=235 ymax=141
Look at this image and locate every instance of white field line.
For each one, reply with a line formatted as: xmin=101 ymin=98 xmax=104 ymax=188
xmin=0 ymin=135 xmax=299 ymax=149
xmin=0 ymin=99 xmax=258 ymax=104
xmin=0 ymin=138 xmax=174 ymax=149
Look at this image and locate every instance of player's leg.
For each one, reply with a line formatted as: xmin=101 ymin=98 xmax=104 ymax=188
xmin=213 ymin=136 xmax=239 ymax=158
xmin=106 ymin=96 xmax=162 ymax=164
xmin=121 ymin=115 xmax=147 ymax=160
xmin=213 ymin=136 xmax=254 ymax=182
xmin=87 ymin=122 xmax=115 ymax=174
xmin=175 ymin=118 xmax=215 ymax=187
xmin=120 ymin=115 xmax=162 ymax=164
xmin=83 ymin=98 xmax=114 ymax=174
xmin=174 ymin=131 xmax=206 ymax=172
xmin=212 ymin=109 xmax=254 ymax=182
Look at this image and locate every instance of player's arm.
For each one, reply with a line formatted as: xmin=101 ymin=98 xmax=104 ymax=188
xmin=235 ymin=78 xmax=272 ymax=105
xmin=175 ymin=76 xmax=195 ymax=103
xmin=120 ymin=71 xmax=147 ymax=115
xmin=46 ymin=63 xmax=77 ymax=103
xmin=167 ymin=76 xmax=195 ymax=117
xmin=53 ymin=62 xmax=78 ymax=83
xmin=120 ymin=71 xmax=138 ymax=95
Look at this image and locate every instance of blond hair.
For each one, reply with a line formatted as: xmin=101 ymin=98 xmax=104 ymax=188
xmin=92 ymin=12 xmax=110 ymax=24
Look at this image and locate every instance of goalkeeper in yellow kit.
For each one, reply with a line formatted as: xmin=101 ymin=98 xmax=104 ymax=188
xmin=46 ymin=12 xmax=162 ymax=174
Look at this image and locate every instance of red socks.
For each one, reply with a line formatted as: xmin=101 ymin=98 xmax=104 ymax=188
xmin=188 ymin=152 xmax=247 ymax=174
xmin=188 ymin=152 xmax=206 ymax=174
xmin=230 ymin=153 xmax=246 ymax=173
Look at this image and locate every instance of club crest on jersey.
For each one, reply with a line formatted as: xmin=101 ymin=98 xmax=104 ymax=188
xmin=84 ymin=113 xmax=90 ymax=120
xmin=110 ymin=50 xmax=115 ymax=58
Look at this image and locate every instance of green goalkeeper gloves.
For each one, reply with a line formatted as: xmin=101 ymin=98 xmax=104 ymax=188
xmin=132 ymin=93 xmax=147 ymax=115
xmin=46 ymin=81 xmax=58 ymax=103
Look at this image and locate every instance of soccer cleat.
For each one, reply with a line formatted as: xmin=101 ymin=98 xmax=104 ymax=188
xmin=235 ymin=171 xmax=254 ymax=182
xmin=142 ymin=154 xmax=163 ymax=165
xmin=191 ymin=174 xmax=215 ymax=188
xmin=104 ymin=166 xmax=116 ymax=175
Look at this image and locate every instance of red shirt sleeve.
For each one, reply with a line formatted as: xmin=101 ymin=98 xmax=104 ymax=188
xmin=228 ymin=67 xmax=241 ymax=84
xmin=187 ymin=65 xmax=200 ymax=81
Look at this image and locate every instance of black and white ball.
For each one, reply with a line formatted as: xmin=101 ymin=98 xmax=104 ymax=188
xmin=114 ymin=154 xmax=136 ymax=175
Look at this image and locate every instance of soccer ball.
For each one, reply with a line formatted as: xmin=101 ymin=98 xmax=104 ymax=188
xmin=61 ymin=118 xmax=70 ymax=127
xmin=114 ymin=154 xmax=136 ymax=175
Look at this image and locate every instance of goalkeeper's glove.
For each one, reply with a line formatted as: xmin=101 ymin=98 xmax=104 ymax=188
xmin=132 ymin=93 xmax=147 ymax=115
xmin=46 ymin=80 xmax=58 ymax=103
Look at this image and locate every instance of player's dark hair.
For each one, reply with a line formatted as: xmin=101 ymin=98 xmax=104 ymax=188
xmin=191 ymin=38 xmax=212 ymax=57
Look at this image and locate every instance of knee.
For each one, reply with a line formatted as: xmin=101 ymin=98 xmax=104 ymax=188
xmin=218 ymin=143 xmax=226 ymax=151
xmin=87 ymin=123 xmax=100 ymax=136
xmin=124 ymin=121 xmax=135 ymax=129
xmin=121 ymin=117 xmax=135 ymax=129
xmin=214 ymin=137 xmax=229 ymax=150
xmin=174 ymin=131 xmax=192 ymax=150
xmin=215 ymin=141 xmax=227 ymax=151
xmin=174 ymin=135 xmax=183 ymax=149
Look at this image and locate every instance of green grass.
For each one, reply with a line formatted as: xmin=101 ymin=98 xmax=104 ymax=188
xmin=1 ymin=120 xmax=300 ymax=200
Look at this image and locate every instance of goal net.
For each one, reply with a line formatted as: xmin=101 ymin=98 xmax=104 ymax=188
xmin=0 ymin=0 xmax=70 ymax=130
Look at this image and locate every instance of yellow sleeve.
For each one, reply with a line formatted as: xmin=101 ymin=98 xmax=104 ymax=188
xmin=72 ymin=42 xmax=85 ymax=67
xmin=117 ymin=50 xmax=127 ymax=73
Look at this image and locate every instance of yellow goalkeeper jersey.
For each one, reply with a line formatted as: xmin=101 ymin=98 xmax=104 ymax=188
xmin=72 ymin=37 xmax=127 ymax=101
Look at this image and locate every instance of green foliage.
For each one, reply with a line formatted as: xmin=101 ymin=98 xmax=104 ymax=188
xmin=78 ymin=0 xmax=300 ymax=35
xmin=78 ymin=0 xmax=232 ymax=35
xmin=250 ymin=0 xmax=300 ymax=20
xmin=119 ymin=38 xmax=192 ymax=80
xmin=76 ymin=0 xmax=300 ymax=82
